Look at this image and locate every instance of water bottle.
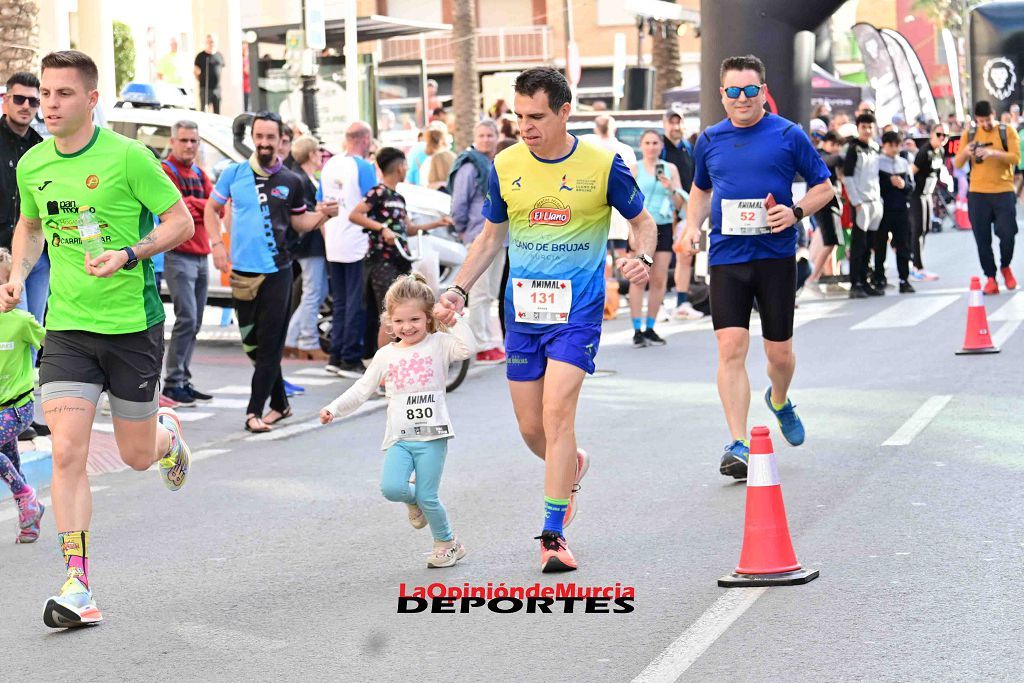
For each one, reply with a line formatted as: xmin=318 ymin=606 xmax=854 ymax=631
xmin=77 ymin=206 xmax=104 ymax=260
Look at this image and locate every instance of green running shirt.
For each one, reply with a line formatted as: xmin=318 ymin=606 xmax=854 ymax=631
xmin=0 ymin=309 xmax=45 ymax=407
xmin=16 ymin=127 xmax=181 ymax=334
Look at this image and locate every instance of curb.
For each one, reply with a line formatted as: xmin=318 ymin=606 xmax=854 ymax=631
xmin=0 ymin=448 xmax=52 ymax=503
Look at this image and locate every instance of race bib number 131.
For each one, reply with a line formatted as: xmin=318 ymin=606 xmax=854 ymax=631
xmin=512 ymin=278 xmax=572 ymax=324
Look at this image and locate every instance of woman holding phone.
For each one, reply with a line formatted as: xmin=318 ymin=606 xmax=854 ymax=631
xmin=631 ymin=130 xmax=686 ymax=347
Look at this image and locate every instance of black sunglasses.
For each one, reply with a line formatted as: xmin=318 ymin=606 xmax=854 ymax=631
xmin=253 ymin=110 xmax=282 ymax=123
xmin=935 ymin=132 xmax=948 ymax=138
xmin=9 ymin=94 xmax=39 ymax=108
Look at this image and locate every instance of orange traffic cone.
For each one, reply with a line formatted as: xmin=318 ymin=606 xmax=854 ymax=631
xmin=719 ymin=426 xmax=819 ymax=587
xmin=956 ymin=276 xmax=1000 ymax=355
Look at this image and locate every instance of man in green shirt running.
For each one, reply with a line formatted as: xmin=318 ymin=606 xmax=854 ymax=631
xmin=0 ymin=50 xmax=196 ymax=629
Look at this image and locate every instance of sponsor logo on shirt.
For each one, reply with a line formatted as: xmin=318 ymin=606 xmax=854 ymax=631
xmin=559 ymin=175 xmax=573 ymax=191
xmin=271 ymin=185 xmax=290 ymax=200
xmin=37 ymin=180 xmax=52 ymax=191
xmin=512 ymin=176 xmax=522 ymax=189
xmin=529 ymin=197 xmax=571 ymax=227
xmin=0 ymin=342 xmax=14 ymax=351
xmin=85 ymin=175 xmax=100 ymax=190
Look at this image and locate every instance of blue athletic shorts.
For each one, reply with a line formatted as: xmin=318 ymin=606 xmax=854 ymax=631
xmin=505 ymin=323 xmax=602 ymax=382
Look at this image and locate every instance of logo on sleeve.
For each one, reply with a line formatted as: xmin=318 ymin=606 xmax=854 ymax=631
xmin=529 ymin=197 xmax=571 ymax=227
xmin=271 ymin=185 xmax=290 ymax=200
xmin=37 ymin=180 xmax=52 ymax=191
xmin=512 ymin=176 xmax=522 ymax=189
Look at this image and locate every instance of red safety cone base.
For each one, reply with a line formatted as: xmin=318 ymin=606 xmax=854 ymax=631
xmin=955 ymin=346 xmax=1000 ymax=355
xmin=718 ymin=567 xmax=820 ymax=587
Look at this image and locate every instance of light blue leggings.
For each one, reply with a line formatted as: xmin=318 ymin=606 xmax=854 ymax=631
xmin=380 ymin=439 xmax=452 ymax=542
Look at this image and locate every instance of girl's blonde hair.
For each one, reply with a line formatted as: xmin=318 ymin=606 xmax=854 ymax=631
xmin=0 ymin=248 xmax=11 ymax=286
xmin=383 ymin=272 xmax=446 ymax=335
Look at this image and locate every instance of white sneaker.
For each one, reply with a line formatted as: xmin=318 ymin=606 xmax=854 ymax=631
xmin=673 ymin=302 xmax=705 ymax=321
xmin=427 ymin=537 xmax=467 ymax=568
xmin=407 ymin=503 xmax=427 ymax=529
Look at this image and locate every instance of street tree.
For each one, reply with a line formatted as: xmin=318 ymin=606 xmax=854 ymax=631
xmin=652 ymin=2 xmax=682 ymax=108
xmin=452 ymin=0 xmax=478 ymax=151
xmin=0 ymin=0 xmax=39 ymax=76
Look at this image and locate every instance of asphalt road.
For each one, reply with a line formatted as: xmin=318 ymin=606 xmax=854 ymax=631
xmin=2 ymin=227 xmax=1023 ymax=682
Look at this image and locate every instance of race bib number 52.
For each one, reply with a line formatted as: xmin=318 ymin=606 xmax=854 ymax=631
xmin=721 ymin=198 xmax=770 ymax=236
xmin=512 ymin=278 xmax=572 ymax=324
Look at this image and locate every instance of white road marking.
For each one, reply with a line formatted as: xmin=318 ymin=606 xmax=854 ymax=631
xmin=631 ymin=588 xmax=768 ymax=682
xmin=851 ymin=295 xmax=959 ymax=330
xmin=244 ymin=401 xmax=387 ymax=442
xmin=882 ymin=395 xmax=952 ymax=447
xmin=0 ymin=486 xmax=107 ymax=523
xmin=604 ymin=301 xmax=849 ymax=347
xmin=991 ymin=320 xmax=1022 ymax=349
xmin=92 ymin=423 xmax=114 ymax=433
xmin=210 ymin=385 xmax=252 ymax=395
xmin=989 ymin=291 xmax=1024 ymax=321
xmin=174 ymin=411 xmax=215 ymax=423
xmin=191 ymin=448 xmax=230 ymax=462
xmin=284 ymin=376 xmax=339 ymax=386
xmin=206 ymin=398 xmax=250 ymax=410
xmin=292 ymin=367 xmax=341 ymax=377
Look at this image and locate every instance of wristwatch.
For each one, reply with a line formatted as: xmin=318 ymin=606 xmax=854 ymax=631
xmin=636 ymin=253 xmax=654 ymax=268
xmin=120 ymin=246 xmax=139 ymax=271
xmin=791 ymin=205 xmax=805 ymax=221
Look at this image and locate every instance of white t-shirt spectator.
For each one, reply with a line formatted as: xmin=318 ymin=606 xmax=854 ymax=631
xmin=583 ymin=133 xmax=637 ymax=241
xmin=318 ymin=154 xmax=378 ymax=263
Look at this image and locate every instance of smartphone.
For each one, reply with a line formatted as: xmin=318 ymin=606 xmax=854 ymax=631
xmin=765 ymin=193 xmax=776 ymax=209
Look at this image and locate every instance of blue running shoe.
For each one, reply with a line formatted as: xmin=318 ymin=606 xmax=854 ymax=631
xmin=283 ymin=380 xmax=305 ymax=397
xmin=764 ymin=387 xmax=805 ymax=446
xmin=719 ymin=440 xmax=749 ymax=479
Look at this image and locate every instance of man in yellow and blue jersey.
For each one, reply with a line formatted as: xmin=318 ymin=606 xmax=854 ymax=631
xmin=434 ymin=67 xmax=657 ymax=572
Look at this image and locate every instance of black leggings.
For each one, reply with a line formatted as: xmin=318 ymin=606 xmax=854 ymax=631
xmin=875 ymin=208 xmax=913 ymax=283
xmin=234 ymin=266 xmax=293 ymax=417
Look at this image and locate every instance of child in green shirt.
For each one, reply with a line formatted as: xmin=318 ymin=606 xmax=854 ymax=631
xmin=0 ymin=248 xmax=46 ymax=542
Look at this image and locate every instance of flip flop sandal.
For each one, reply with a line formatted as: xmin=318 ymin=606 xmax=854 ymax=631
xmin=262 ymin=407 xmax=293 ymax=425
xmin=245 ymin=416 xmax=272 ymax=433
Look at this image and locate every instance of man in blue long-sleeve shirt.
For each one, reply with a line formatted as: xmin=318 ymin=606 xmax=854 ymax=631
xmin=450 ymin=119 xmax=505 ymax=361
xmin=878 ymin=130 xmax=916 ymax=293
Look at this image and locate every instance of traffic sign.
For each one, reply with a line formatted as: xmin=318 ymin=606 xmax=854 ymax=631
xmin=305 ymin=0 xmax=327 ymax=51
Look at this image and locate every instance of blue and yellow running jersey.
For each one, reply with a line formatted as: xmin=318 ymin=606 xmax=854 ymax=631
xmin=482 ymin=136 xmax=644 ymax=334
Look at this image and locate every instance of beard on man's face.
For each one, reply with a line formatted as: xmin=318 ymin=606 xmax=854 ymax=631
xmin=256 ymin=146 xmax=276 ymax=166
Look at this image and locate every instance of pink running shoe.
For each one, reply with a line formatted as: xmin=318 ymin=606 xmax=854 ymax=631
xmin=14 ymin=487 xmax=44 ymax=544
xmin=563 ymin=448 xmax=590 ymax=529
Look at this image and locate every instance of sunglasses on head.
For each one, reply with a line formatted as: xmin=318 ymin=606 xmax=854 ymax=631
xmin=254 ymin=110 xmax=282 ymax=123
xmin=723 ymin=85 xmax=762 ymax=99
xmin=9 ymin=94 xmax=39 ymax=108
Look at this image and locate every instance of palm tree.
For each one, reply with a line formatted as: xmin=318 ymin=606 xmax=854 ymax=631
xmin=651 ymin=3 xmax=682 ymax=108
xmin=0 ymin=0 xmax=39 ymax=76
xmin=452 ymin=0 xmax=479 ymax=151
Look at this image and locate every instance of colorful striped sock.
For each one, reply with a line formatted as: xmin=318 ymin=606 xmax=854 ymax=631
xmin=543 ymin=497 xmax=569 ymax=535
xmin=59 ymin=530 xmax=90 ymax=589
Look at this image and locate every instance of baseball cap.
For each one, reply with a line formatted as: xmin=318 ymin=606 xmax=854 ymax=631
xmin=838 ymin=122 xmax=858 ymax=139
xmin=664 ymin=108 xmax=682 ymax=120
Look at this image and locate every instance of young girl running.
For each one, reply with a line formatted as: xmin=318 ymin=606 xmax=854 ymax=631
xmin=0 ymin=248 xmax=46 ymax=543
xmin=320 ymin=273 xmax=475 ymax=567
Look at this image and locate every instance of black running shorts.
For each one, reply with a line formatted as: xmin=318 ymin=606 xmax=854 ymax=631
xmin=655 ymin=223 xmax=674 ymax=253
xmin=39 ymin=324 xmax=165 ymax=403
xmin=815 ymin=209 xmax=840 ymax=247
xmin=709 ymin=257 xmax=796 ymax=342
